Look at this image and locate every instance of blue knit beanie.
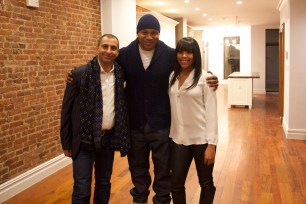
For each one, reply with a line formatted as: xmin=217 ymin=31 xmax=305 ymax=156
xmin=137 ymin=14 xmax=160 ymax=33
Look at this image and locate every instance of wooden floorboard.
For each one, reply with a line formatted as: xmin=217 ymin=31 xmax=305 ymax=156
xmin=4 ymin=85 xmax=306 ymax=204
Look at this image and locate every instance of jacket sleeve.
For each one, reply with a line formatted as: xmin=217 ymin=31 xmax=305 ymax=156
xmin=60 ymin=69 xmax=80 ymax=150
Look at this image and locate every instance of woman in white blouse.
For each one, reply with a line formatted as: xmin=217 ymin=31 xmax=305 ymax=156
xmin=168 ymin=37 xmax=218 ymax=204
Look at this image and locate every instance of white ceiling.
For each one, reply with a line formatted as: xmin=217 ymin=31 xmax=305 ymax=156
xmin=136 ymin=0 xmax=281 ymax=29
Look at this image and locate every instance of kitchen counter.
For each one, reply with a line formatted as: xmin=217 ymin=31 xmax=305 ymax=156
xmin=228 ymin=72 xmax=260 ymax=109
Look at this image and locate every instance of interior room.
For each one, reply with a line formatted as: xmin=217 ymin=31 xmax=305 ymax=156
xmin=1 ymin=0 xmax=305 ymax=203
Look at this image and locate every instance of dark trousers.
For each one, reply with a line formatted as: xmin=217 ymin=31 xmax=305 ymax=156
xmin=72 ymin=136 xmax=114 ymax=204
xmin=128 ymin=124 xmax=171 ymax=204
xmin=171 ymin=142 xmax=216 ymax=204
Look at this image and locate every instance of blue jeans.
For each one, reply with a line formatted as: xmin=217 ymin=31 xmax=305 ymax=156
xmin=72 ymin=141 xmax=114 ymax=204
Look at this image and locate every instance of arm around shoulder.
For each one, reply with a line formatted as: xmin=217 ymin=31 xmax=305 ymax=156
xmin=206 ymin=71 xmax=219 ymax=91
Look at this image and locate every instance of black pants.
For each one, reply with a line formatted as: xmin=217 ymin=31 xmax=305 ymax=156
xmin=171 ymin=141 xmax=216 ymax=204
xmin=128 ymin=124 xmax=171 ymax=204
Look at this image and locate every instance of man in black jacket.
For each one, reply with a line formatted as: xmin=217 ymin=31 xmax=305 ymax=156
xmin=116 ymin=14 xmax=174 ymax=204
xmin=60 ymin=34 xmax=130 ymax=204
xmin=116 ymin=14 xmax=218 ymax=204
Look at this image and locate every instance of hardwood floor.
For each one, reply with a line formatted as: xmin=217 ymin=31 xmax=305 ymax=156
xmin=4 ymin=85 xmax=306 ymax=204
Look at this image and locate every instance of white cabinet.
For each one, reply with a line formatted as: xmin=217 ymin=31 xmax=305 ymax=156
xmin=228 ymin=72 xmax=260 ymax=109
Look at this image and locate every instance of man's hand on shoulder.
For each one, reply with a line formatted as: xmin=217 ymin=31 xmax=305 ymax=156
xmin=206 ymin=71 xmax=219 ymax=91
xmin=66 ymin=69 xmax=74 ymax=84
xmin=63 ymin=149 xmax=72 ymax=157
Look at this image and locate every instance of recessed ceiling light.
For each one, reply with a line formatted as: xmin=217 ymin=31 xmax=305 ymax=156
xmin=208 ymin=18 xmax=213 ymax=21
xmin=152 ymin=1 xmax=164 ymax=6
xmin=184 ymin=0 xmax=190 ymax=3
xmin=203 ymin=13 xmax=208 ymax=17
xmin=195 ymin=7 xmax=200 ymax=11
xmin=236 ymin=1 xmax=243 ymax=5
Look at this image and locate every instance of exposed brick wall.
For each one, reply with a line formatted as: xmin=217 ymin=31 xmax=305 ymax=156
xmin=0 ymin=0 xmax=101 ymax=184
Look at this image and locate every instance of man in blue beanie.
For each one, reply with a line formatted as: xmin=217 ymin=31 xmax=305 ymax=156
xmin=118 ymin=14 xmax=173 ymax=204
xmin=136 ymin=13 xmax=161 ymax=33
xmin=117 ymin=14 xmax=219 ymax=204
xmin=67 ymin=13 xmax=219 ymax=204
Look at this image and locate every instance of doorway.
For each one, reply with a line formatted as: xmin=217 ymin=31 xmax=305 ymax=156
xmin=224 ymin=36 xmax=240 ymax=79
xmin=266 ymin=29 xmax=279 ymax=92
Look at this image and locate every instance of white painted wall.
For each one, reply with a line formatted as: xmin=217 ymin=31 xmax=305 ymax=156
xmin=202 ymin=27 xmax=253 ymax=87
xmin=187 ymin=30 xmax=206 ymax=71
xmin=279 ymin=0 xmax=306 ymax=140
xmin=289 ymin=0 xmax=306 ymax=130
xmin=251 ymin=25 xmax=279 ymax=94
xmin=280 ymin=0 xmax=306 ymax=140
xmin=250 ymin=26 xmax=266 ymax=93
xmin=101 ymin=0 xmax=136 ymax=48
xmin=203 ymin=27 xmax=224 ymax=80
xmin=101 ymin=1 xmax=179 ymax=49
xmin=203 ymin=25 xmax=284 ymax=94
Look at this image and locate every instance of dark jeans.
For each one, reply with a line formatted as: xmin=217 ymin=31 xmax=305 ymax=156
xmin=171 ymin=142 xmax=216 ymax=204
xmin=72 ymin=136 xmax=114 ymax=204
xmin=128 ymin=124 xmax=171 ymax=204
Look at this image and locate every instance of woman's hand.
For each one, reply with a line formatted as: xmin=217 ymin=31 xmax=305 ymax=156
xmin=204 ymin=144 xmax=216 ymax=165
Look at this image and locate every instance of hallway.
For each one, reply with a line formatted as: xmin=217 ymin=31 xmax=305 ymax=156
xmin=4 ymin=85 xmax=306 ymax=204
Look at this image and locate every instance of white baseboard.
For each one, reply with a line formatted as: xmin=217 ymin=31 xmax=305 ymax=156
xmin=254 ymin=89 xmax=266 ymax=94
xmin=0 ymin=154 xmax=71 ymax=203
xmin=282 ymin=120 xmax=306 ymax=140
xmin=284 ymin=129 xmax=306 ymax=140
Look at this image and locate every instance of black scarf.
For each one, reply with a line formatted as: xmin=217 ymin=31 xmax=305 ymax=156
xmin=79 ymin=57 xmax=103 ymax=150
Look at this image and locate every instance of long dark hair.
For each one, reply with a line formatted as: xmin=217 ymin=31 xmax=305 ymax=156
xmin=170 ymin=37 xmax=202 ymax=89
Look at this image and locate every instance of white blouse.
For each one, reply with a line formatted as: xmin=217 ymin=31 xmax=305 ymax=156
xmin=168 ymin=70 xmax=218 ymax=145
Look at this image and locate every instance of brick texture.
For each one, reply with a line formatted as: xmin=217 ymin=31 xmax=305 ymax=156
xmin=0 ymin=0 xmax=101 ymax=184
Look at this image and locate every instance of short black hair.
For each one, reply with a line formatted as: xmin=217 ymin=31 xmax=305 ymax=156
xmin=97 ymin=34 xmax=119 ymax=48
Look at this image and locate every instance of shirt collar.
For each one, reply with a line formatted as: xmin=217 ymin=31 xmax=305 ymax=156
xmin=98 ymin=59 xmax=114 ymax=74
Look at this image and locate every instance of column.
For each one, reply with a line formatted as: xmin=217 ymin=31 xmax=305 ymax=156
xmin=101 ymin=0 xmax=137 ymax=47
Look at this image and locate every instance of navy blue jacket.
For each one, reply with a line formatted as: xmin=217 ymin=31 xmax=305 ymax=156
xmin=117 ymin=39 xmax=175 ymax=130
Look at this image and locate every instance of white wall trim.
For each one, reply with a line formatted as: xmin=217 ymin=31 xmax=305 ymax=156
xmin=282 ymin=119 xmax=306 ymax=140
xmin=277 ymin=0 xmax=286 ymax=11
xmin=0 ymin=154 xmax=71 ymax=203
xmin=254 ymin=89 xmax=266 ymax=94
